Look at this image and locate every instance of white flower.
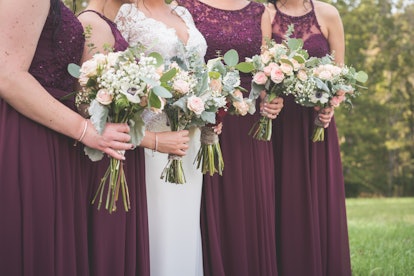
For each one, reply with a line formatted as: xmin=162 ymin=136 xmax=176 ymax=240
xmin=310 ymin=90 xmax=330 ymax=104
xmin=120 ymin=83 xmax=146 ymax=104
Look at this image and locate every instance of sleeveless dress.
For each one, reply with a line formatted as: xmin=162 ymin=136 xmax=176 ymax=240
xmin=178 ymin=1 xmax=278 ymax=275
xmin=77 ymin=10 xmax=150 ymax=276
xmin=115 ymin=4 xmax=207 ymax=276
xmin=271 ymin=2 xmax=352 ymax=275
xmin=0 ymin=3 xmax=89 ymax=275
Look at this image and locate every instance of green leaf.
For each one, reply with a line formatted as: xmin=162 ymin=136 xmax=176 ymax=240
xmin=84 ymin=147 xmax=104 ymax=162
xmin=148 ymin=91 xmax=162 ymax=108
xmin=236 ymin=62 xmax=255 ymax=73
xmin=152 ymin=85 xmax=173 ymax=98
xmin=67 ymin=63 xmax=81 ymax=78
xmin=287 ymin=38 xmax=303 ymax=51
xmin=209 ymin=71 xmax=221 ymax=79
xmin=129 ymin=111 xmax=146 ymax=146
xmin=201 ymin=111 xmax=216 ymax=124
xmin=88 ymin=100 xmax=109 ymax=134
xmin=148 ymin=52 xmax=164 ymax=67
xmin=160 ymin=68 xmax=178 ymax=83
xmin=223 ymin=49 xmax=239 ymax=67
xmin=355 ymin=71 xmax=369 ymax=83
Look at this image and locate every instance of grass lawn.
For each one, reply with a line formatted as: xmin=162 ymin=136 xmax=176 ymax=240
xmin=346 ymin=197 xmax=414 ymax=275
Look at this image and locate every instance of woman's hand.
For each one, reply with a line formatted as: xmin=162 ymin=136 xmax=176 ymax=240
xmin=213 ymin=122 xmax=223 ymax=135
xmin=82 ymin=121 xmax=133 ymax=160
xmin=155 ymin=130 xmax=190 ymax=156
xmin=260 ymin=91 xmax=284 ymax=119
xmin=315 ymin=106 xmax=334 ymax=128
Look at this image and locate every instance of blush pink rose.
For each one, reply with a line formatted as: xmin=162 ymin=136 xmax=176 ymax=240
xmin=233 ymin=100 xmax=249 ymax=116
xmin=187 ymin=95 xmax=205 ymax=115
xmin=253 ymin=71 xmax=268 ymax=85
xmin=297 ymin=69 xmax=308 ymax=81
xmin=280 ymin=62 xmax=294 ymax=76
xmin=209 ymin=78 xmax=223 ymax=93
xmin=173 ymin=79 xmax=191 ymax=94
xmin=96 ymin=89 xmax=113 ymax=105
xmin=270 ymin=67 xmax=285 ymax=84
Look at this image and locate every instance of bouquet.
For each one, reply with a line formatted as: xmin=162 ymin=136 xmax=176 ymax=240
xmin=195 ymin=49 xmax=255 ymax=176
xmin=291 ymin=54 xmax=368 ymax=142
xmin=159 ymin=48 xmax=227 ymax=183
xmin=247 ymin=25 xmax=314 ymax=141
xmin=69 ymin=46 xmax=172 ymax=213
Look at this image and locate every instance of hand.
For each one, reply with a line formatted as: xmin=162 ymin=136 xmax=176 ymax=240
xmin=155 ymin=130 xmax=190 ymax=156
xmin=260 ymin=92 xmax=284 ymax=119
xmin=82 ymin=121 xmax=133 ymax=160
xmin=315 ymin=106 xmax=334 ymax=128
xmin=213 ymin=122 xmax=223 ymax=135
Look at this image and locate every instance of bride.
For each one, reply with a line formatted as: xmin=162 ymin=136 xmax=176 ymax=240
xmin=115 ymin=1 xmax=207 ymax=275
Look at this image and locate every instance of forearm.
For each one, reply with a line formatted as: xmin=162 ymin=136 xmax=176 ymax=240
xmin=0 ymin=71 xmax=85 ymax=140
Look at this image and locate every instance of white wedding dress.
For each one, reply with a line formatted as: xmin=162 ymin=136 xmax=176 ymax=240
xmin=115 ymin=4 xmax=207 ymax=276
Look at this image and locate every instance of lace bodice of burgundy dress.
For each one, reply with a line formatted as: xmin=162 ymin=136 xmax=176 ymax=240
xmin=272 ymin=0 xmax=329 ymax=58
xmin=78 ymin=10 xmax=129 ymax=52
xmin=180 ymin=0 xmax=264 ymax=75
xmin=29 ymin=2 xmax=84 ymax=110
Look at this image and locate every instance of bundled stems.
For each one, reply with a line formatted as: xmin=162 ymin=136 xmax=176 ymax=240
xmin=312 ymin=117 xmax=325 ymax=142
xmin=195 ymin=126 xmax=224 ymax=176
xmin=249 ymin=89 xmax=278 ymax=141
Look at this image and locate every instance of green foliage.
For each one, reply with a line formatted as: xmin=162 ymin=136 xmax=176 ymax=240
xmin=347 ymin=198 xmax=414 ymax=275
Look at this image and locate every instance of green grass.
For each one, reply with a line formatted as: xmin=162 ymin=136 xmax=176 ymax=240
xmin=346 ymin=198 xmax=414 ymax=275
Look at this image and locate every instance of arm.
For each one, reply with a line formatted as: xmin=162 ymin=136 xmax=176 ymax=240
xmin=0 ymin=0 xmax=132 ymax=159
xmin=260 ymin=6 xmax=284 ymax=119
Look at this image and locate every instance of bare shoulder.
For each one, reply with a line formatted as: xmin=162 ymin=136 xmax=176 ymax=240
xmin=313 ymin=1 xmax=341 ymax=20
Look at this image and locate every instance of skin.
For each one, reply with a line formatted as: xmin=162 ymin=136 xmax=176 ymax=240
xmin=0 ymin=0 xmax=133 ymax=160
xmin=267 ymin=0 xmax=345 ymax=126
xmin=78 ymin=0 xmax=190 ymax=156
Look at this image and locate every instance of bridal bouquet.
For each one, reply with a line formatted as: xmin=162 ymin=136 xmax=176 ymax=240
xmin=160 ymin=50 xmax=227 ymax=183
xmin=195 ymin=49 xmax=255 ymax=176
xmin=247 ymin=25 xmax=314 ymax=141
xmin=69 ymin=46 xmax=172 ymax=213
xmin=290 ymin=54 xmax=368 ymax=142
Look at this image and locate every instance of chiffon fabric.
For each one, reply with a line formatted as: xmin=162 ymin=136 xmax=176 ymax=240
xmin=77 ymin=10 xmax=150 ymax=276
xmin=115 ymin=4 xmax=207 ymax=276
xmin=271 ymin=1 xmax=352 ymax=275
xmin=0 ymin=3 xmax=88 ymax=275
xmin=179 ymin=1 xmax=278 ymax=275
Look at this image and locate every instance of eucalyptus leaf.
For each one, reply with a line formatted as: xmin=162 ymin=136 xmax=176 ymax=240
xmin=149 ymin=91 xmax=162 ymax=108
xmin=67 ymin=63 xmax=81 ymax=78
xmin=223 ymin=49 xmax=239 ymax=67
xmin=152 ymin=85 xmax=173 ymax=98
xmin=160 ymin=68 xmax=178 ymax=83
xmin=249 ymin=81 xmax=264 ymax=100
xmin=148 ymin=52 xmax=164 ymax=67
xmin=355 ymin=71 xmax=369 ymax=83
xmin=236 ymin=62 xmax=255 ymax=73
xmin=287 ymin=38 xmax=303 ymax=51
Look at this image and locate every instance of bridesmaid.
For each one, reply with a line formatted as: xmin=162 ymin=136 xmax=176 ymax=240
xmin=177 ymin=1 xmax=283 ymax=275
xmin=268 ymin=0 xmax=351 ymax=275
xmin=0 ymin=0 xmax=133 ymax=275
xmin=77 ymin=1 xmax=190 ymax=275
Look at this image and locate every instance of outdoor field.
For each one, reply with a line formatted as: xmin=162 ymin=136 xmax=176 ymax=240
xmin=347 ymin=198 xmax=414 ymax=275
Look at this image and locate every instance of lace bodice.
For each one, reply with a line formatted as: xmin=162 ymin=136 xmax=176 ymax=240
xmin=179 ymin=0 xmax=264 ymax=90
xmin=29 ymin=2 xmax=84 ymax=109
xmin=115 ymin=4 xmax=207 ymax=61
xmin=271 ymin=0 xmax=329 ymax=58
xmin=115 ymin=3 xmax=207 ymax=131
